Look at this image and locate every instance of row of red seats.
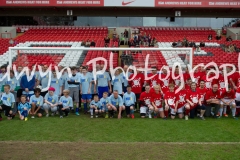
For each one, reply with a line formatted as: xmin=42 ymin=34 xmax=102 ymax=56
xmin=141 ymin=27 xmax=212 ymax=30
xmin=13 ymin=55 xmax=64 ymax=67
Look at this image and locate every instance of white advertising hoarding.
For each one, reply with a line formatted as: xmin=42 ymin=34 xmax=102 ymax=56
xmin=104 ymin=0 xmax=155 ymax=7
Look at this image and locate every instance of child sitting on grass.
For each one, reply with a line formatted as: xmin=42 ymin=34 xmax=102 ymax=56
xmin=30 ymin=88 xmax=44 ymax=118
xmin=90 ymin=95 xmax=102 ymax=118
xmin=18 ymin=95 xmax=31 ymax=121
xmin=43 ymin=87 xmax=59 ymax=117
xmin=0 ymin=85 xmax=16 ymax=121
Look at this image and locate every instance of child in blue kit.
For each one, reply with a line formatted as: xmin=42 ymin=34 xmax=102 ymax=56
xmin=58 ymin=89 xmax=73 ymax=118
xmin=100 ymin=92 xmax=110 ymax=118
xmin=30 ymin=88 xmax=44 ymax=118
xmin=18 ymin=95 xmax=31 ymax=121
xmin=90 ymin=95 xmax=102 ymax=118
xmin=0 ymin=85 xmax=16 ymax=120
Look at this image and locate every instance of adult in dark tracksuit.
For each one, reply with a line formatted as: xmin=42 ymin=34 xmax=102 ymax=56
xmin=20 ymin=73 xmax=36 ymax=100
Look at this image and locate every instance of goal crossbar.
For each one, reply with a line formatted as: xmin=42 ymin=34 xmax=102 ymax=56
xmin=8 ymin=47 xmax=193 ymax=67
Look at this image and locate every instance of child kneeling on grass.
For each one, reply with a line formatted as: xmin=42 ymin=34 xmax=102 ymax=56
xmin=43 ymin=87 xmax=59 ymax=117
xmin=100 ymin=92 xmax=110 ymax=118
xmin=30 ymin=88 xmax=44 ymax=118
xmin=18 ymin=95 xmax=31 ymax=121
xmin=0 ymin=85 xmax=16 ymax=121
xmin=90 ymin=95 xmax=102 ymax=118
xmin=58 ymin=89 xmax=73 ymax=118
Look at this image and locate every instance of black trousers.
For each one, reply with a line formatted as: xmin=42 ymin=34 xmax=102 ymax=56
xmin=0 ymin=104 xmax=12 ymax=117
xmin=58 ymin=105 xmax=70 ymax=116
xmin=190 ymin=105 xmax=206 ymax=118
xmin=40 ymin=91 xmax=48 ymax=97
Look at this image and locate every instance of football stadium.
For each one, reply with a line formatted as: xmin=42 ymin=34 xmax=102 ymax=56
xmin=1 ymin=0 xmax=240 ymax=159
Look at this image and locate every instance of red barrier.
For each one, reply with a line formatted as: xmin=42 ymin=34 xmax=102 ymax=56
xmin=0 ymin=0 xmax=239 ymax=8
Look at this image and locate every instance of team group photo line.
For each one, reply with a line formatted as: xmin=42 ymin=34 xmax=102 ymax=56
xmin=0 ymin=58 xmax=240 ymax=121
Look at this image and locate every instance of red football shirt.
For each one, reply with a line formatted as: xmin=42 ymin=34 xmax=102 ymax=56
xmin=147 ymin=73 xmax=160 ymax=88
xmin=197 ymin=87 xmax=208 ymax=103
xmin=139 ymin=91 xmax=152 ymax=106
xmin=183 ymin=72 xmax=190 ymax=83
xmin=219 ymin=88 xmax=226 ymax=96
xmin=186 ymin=90 xmax=200 ymax=108
xmin=221 ymin=90 xmax=236 ymax=99
xmin=205 ymin=90 xmax=221 ymax=100
xmin=151 ymin=92 xmax=163 ymax=108
xmin=164 ymin=91 xmax=177 ymax=109
xmin=176 ymin=89 xmax=187 ymax=108
xmin=129 ymin=73 xmax=144 ymax=94
xmin=218 ymin=74 xmax=225 ymax=89
xmin=228 ymin=72 xmax=238 ymax=87
xmin=185 ymin=85 xmax=191 ymax=92
xmin=236 ymin=78 xmax=240 ymax=93
xmin=193 ymin=72 xmax=203 ymax=86
xmin=172 ymin=72 xmax=181 ymax=86
xmin=201 ymin=75 xmax=214 ymax=90
xmin=159 ymin=73 xmax=173 ymax=93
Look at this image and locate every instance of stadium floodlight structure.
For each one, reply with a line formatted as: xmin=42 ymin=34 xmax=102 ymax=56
xmin=8 ymin=47 xmax=193 ymax=68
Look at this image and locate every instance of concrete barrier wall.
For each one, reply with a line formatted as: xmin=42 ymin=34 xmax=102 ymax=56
xmin=0 ymin=27 xmax=16 ymax=38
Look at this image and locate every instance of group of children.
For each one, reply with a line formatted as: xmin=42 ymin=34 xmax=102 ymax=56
xmin=0 ymin=84 xmax=136 ymax=120
xmin=0 ymin=64 xmax=240 ymax=121
xmin=0 ymin=85 xmax=74 ymax=121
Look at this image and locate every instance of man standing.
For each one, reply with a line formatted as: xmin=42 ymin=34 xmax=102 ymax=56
xmin=16 ymin=66 xmax=24 ymax=102
xmin=80 ymin=67 xmax=94 ymax=114
xmin=124 ymin=29 xmax=129 ymax=45
xmin=121 ymin=65 xmax=131 ymax=93
xmin=68 ymin=67 xmax=81 ymax=115
xmin=38 ymin=64 xmax=50 ymax=97
xmin=20 ymin=68 xmax=36 ymax=100
xmin=96 ymin=64 xmax=112 ymax=99
xmin=129 ymin=69 xmax=144 ymax=110
xmin=147 ymin=66 xmax=161 ymax=88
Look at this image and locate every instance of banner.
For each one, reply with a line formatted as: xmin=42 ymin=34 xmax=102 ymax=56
xmin=2 ymin=0 xmax=52 ymax=6
xmin=56 ymin=0 xmax=103 ymax=6
xmin=155 ymin=0 xmax=240 ymax=8
xmin=1 ymin=0 xmax=240 ymax=7
xmin=104 ymin=0 xmax=155 ymax=7
xmin=0 ymin=0 xmax=104 ymax=6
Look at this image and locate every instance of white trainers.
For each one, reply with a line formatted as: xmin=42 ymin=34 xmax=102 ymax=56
xmin=46 ymin=114 xmax=49 ymax=117
xmin=91 ymin=115 xmax=93 ymax=118
xmin=31 ymin=116 xmax=35 ymax=119
xmin=149 ymin=114 xmax=152 ymax=119
xmin=51 ymin=113 xmax=55 ymax=116
xmin=60 ymin=116 xmax=63 ymax=118
xmin=185 ymin=115 xmax=188 ymax=120
xmin=95 ymin=115 xmax=98 ymax=118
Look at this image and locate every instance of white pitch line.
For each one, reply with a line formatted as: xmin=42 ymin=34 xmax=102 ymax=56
xmin=1 ymin=141 xmax=240 ymax=145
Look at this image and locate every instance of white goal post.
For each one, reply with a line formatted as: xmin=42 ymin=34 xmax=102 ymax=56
xmin=8 ymin=47 xmax=193 ymax=68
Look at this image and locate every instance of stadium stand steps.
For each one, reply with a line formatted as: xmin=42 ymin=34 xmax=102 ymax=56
xmin=79 ymin=49 xmax=88 ymax=66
